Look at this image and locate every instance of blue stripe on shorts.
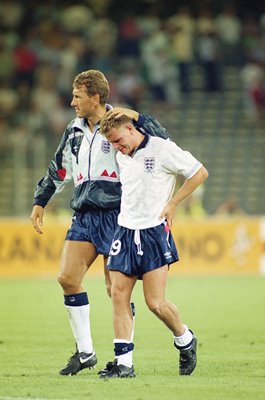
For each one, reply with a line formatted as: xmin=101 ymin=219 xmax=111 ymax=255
xmin=107 ymin=222 xmax=179 ymax=278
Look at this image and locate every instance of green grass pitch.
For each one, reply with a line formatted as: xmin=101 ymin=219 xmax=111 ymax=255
xmin=0 ymin=275 xmax=265 ymax=400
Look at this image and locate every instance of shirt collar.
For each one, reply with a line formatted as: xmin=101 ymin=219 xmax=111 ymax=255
xmin=137 ymin=132 xmax=149 ymax=151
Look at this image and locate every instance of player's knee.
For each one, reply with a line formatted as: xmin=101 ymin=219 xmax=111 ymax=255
xmin=145 ymin=299 xmax=162 ymax=317
xmin=110 ymin=286 xmax=119 ymax=300
xmin=58 ymin=274 xmax=78 ymax=293
xmin=111 ymin=285 xmax=126 ymax=302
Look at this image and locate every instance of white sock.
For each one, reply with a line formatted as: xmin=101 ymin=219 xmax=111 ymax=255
xmin=174 ymin=325 xmax=193 ymax=349
xmin=64 ymin=293 xmax=93 ymax=354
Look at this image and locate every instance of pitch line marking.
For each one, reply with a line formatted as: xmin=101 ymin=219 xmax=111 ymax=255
xmin=0 ymin=397 xmax=68 ymax=400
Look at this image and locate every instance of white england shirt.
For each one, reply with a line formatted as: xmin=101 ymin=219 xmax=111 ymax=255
xmin=117 ymin=135 xmax=202 ymax=229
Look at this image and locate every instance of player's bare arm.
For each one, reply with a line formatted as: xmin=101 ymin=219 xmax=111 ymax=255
xmin=160 ymin=166 xmax=209 ymax=228
xmin=30 ymin=205 xmax=44 ymax=234
xmin=112 ymin=107 xmax=139 ymax=121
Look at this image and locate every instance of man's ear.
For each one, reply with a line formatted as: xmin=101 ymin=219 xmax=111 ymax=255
xmin=93 ymin=93 xmax=100 ymax=104
xmin=126 ymin=123 xmax=134 ymax=134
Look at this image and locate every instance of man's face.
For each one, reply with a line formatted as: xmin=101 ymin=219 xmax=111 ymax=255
xmin=71 ymin=85 xmax=98 ymax=118
xmin=107 ymin=125 xmax=135 ymax=155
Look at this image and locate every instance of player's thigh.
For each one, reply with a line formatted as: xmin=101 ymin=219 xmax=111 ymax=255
xmin=142 ymin=265 xmax=168 ymax=304
xmin=60 ymin=240 xmax=98 ymax=281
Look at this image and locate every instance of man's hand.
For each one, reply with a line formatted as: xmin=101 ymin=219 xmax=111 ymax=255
xmin=159 ymin=202 xmax=175 ymax=230
xmin=30 ymin=205 xmax=44 ymax=234
xmin=112 ymin=107 xmax=139 ymax=121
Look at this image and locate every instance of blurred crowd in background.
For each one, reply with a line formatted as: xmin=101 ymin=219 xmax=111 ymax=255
xmin=1 ymin=0 xmax=265 ymax=139
xmin=0 ymin=0 xmax=265 ymax=217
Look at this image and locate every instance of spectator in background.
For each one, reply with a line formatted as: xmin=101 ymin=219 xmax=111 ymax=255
xmin=215 ymin=5 xmax=242 ymax=66
xmin=0 ymin=0 xmax=24 ymax=31
xmin=168 ymin=6 xmax=195 ymax=94
xmin=56 ymin=33 xmax=81 ymax=102
xmin=0 ymin=31 xmax=15 ymax=84
xmin=196 ymin=8 xmax=223 ymax=93
xmin=244 ymin=32 xmax=265 ymax=68
xmin=241 ymin=58 xmax=265 ymax=121
xmin=13 ymin=35 xmax=38 ymax=87
xmin=117 ymin=13 xmax=141 ymax=58
xmin=67 ymin=33 xmax=93 ymax=75
xmin=137 ymin=6 xmax=161 ymax=38
xmin=0 ymin=82 xmax=19 ymax=116
xmin=60 ymin=3 xmax=94 ymax=34
xmin=89 ymin=16 xmax=118 ymax=73
xmin=116 ymin=60 xmax=146 ymax=109
xmin=196 ymin=29 xmax=223 ymax=92
xmin=215 ymin=195 xmax=245 ymax=216
xmin=241 ymin=14 xmax=260 ymax=57
xmin=140 ymin=21 xmax=178 ymax=104
xmin=31 ymin=64 xmax=64 ymax=124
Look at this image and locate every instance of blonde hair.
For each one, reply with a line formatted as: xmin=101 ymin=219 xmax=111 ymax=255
xmin=73 ymin=70 xmax=110 ymax=105
xmin=100 ymin=110 xmax=131 ymax=135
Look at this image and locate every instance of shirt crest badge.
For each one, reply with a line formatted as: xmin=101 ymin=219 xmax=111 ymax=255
xmin=101 ymin=140 xmax=111 ymax=154
xmin=144 ymin=157 xmax=155 ymax=172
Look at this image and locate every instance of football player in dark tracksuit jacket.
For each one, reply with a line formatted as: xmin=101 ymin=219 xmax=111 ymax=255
xmin=30 ymin=69 xmax=170 ymax=376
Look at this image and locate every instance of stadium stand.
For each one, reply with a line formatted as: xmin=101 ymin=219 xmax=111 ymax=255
xmin=0 ymin=1 xmax=264 ymax=217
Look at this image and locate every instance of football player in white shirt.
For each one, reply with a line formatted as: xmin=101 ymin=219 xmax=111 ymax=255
xmin=99 ymin=109 xmax=209 ymax=379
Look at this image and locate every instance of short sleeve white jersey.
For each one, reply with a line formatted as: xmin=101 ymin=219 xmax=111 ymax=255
xmin=117 ymin=135 xmax=202 ymax=229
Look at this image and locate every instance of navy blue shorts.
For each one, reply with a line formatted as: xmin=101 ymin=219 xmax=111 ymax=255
xmin=107 ymin=222 xmax=179 ymax=278
xmin=65 ymin=209 xmax=119 ymax=255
